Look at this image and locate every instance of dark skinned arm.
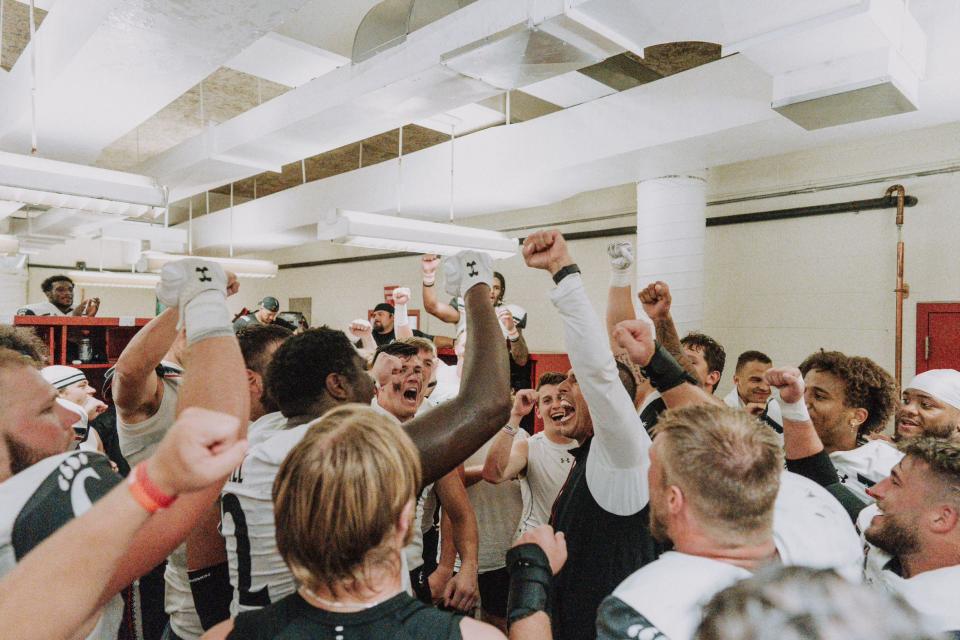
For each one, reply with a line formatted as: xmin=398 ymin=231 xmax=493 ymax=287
xmin=404 ymin=283 xmax=512 ymax=487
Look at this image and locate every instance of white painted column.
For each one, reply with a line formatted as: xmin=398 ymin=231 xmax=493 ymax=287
xmin=635 ymin=174 xmax=707 ymax=337
xmin=0 ymin=269 xmax=27 ymax=316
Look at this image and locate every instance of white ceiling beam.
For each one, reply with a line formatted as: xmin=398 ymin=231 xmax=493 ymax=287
xmin=139 ymin=0 xmax=621 ymax=201
xmin=0 ymin=0 xmax=314 ymax=163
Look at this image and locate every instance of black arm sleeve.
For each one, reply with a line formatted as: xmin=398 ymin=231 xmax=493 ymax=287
xmin=785 ymin=450 xmax=839 ymax=488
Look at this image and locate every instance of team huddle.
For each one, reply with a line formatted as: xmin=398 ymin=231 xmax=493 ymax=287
xmin=0 ymin=229 xmax=958 ymax=640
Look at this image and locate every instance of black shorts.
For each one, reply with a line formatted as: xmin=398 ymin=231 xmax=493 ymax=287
xmin=478 ymin=567 xmax=510 ymax=618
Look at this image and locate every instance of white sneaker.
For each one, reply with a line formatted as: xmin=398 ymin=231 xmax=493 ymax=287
xmin=441 ymin=251 xmax=493 ymax=298
xmin=156 ymin=259 xmax=227 ymax=309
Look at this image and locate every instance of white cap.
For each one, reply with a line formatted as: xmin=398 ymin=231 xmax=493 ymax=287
xmin=41 ymin=365 xmax=87 ymax=390
xmin=905 ymin=369 xmax=960 ymax=410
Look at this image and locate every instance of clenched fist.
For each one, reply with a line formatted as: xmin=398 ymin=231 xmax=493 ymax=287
xmin=638 ymin=281 xmax=671 ymax=321
xmin=522 ymin=230 xmax=573 ymax=276
xmin=612 ymin=319 xmax=656 ymax=367
xmin=764 ymin=367 xmax=805 ymax=404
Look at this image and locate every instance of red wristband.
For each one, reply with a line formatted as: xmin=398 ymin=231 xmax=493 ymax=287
xmin=128 ymin=462 xmax=177 ymax=513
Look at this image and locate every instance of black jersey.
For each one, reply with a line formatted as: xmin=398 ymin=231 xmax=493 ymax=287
xmin=229 ymin=591 xmax=463 ymax=640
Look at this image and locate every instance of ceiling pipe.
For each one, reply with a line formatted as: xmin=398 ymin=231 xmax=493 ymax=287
xmin=886 ymin=183 xmax=908 ymax=390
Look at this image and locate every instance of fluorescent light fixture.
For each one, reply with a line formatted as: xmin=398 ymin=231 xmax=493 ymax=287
xmin=0 ymin=150 xmax=166 ymax=217
xmin=0 ymin=234 xmax=19 ymax=254
xmin=68 ymin=270 xmax=160 ymax=289
xmin=138 ymin=251 xmax=279 ymax=278
xmin=318 ymin=210 xmax=518 ymax=259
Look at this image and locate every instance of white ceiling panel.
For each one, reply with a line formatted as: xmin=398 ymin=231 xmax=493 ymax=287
xmin=225 ymin=33 xmax=349 ymax=88
xmin=521 ymin=71 xmax=616 ymax=108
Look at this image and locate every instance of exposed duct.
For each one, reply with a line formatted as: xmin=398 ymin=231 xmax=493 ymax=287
xmin=140 ymin=0 xmax=623 ymax=200
xmin=352 ymin=0 xmax=476 ymax=63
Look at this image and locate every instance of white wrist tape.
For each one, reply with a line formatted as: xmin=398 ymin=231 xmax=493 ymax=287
xmin=395 ymin=303 xmax=409 ymax=327
xmin=777 ymin=397 xmax=810 ymax=422
xmin=183 ymin=290 xmax=233 ymax=345
xmin=609 ymin=270 xmax=632 ymax=288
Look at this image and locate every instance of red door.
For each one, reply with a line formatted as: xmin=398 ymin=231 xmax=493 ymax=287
xmin=916 ymin=303 xmax=960 ymax=373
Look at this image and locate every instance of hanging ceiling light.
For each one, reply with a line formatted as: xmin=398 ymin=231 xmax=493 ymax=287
xmin=137 ymin=251 xmax=279 ymax=278
xmin=318 ymin=209 xmax=518 ymax=259
xmin=0 ymin=151 xmax=167 ymax=217
xmin=67 ymin=270 xmax=160 ymax=289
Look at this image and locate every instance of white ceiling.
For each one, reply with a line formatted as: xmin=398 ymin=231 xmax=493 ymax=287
xmin=0 ymin=0 xmax=957 ymax=267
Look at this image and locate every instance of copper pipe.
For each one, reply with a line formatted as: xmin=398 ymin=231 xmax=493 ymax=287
xmin=886 ymin=184 xmax=907 ymax=390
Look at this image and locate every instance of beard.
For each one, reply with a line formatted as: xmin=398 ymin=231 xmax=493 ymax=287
xmin=648 ymin=497 xmax=671 ymax=544
xmin=3 ymin=433 xmax=50 ymax=476
xmin=865 ymin=510 xmax=921 ymax=558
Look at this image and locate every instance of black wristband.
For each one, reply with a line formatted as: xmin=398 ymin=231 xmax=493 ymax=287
xmin=552 ymin=263 xmax=581 ymax=285
xmin=640 ymin=343 xmax=698 ymax=393
xmin=506 ymin=543 xmax=553 ymax=628
xmin=188 ymin=561 xmax=233 ymax=630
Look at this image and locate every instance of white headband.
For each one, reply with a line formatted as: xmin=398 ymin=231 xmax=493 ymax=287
xmin=905 ymin=369 xmax=960 ymax=410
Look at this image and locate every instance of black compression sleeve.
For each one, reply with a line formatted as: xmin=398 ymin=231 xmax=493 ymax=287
xmin=785 ymin=450 xmax=839 ymax=488
xmin=188 ymin=561 xmax=233 ymax=630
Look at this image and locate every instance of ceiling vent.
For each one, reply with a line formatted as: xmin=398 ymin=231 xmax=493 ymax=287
xmin=352 ymin=0 xmax=478 ymax=63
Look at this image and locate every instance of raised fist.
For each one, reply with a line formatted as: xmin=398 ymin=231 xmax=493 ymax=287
xmin=225 ymin=271 xmax=239 ymax=297
xmin=612 ymin=319 xmax=656 ymax=367
xmin=421 ymin=255 xmax=441 ymax=285
xmin=370 ymin=352 xmax=403 ymax=389
xmin=764 ymin=367 xmax=805 ymax=404
xmin=511 ymin=389 xmax=538 ymax=419
xmin=638 ymin=281 xmax=672 ymax=321
xmin=149 ymin=407 xmax=247 ymax=496
xmin=522 ymin=230 xmax=572 ymax=275
xmin=349 ymin=318 xmax=372 ymax=338
xmin=497 ymin=306 xmax=518 ymax=337
xmin=607 ymin=241 xmax=634 ymax=271
xmin=393 ymin=287 xmax=411 ymax=307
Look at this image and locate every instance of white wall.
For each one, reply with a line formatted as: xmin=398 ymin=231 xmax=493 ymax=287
xmin=238 ymin=121 xmax=960 ymax=401
xmin=19 ymin=122 xmax=960 ymax=401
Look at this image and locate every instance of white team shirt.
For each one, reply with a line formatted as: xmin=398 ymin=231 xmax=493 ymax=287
xmin=461 ymin=433 xmax=527 ymax=573
xmin=597 ymin=471 xmax=863 ymax=640
xmin=858 ymin=505 xmax=960 ymax=633
xmin=830 ymin=440 xmax=903 ymax=504
xmin=403 ymin=483 xmax=438 ymax=572
xmin=0 ymin=452 xmax=123 ymax=640
xmin=17 ymin=300 xmax=70 ymax=316
xmin=246 ymin=411 xmax=288 ymax=449
xmin=115 ymin=364 xmax=202 ymax=639
xmin=517 ymin=432 xmax=576 ymax=536
xmin=221 ymin=423 xmax=310 ymax=616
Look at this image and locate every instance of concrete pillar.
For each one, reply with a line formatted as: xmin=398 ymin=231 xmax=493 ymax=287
xmin=635 ymin=174 xmax=707 ymax=337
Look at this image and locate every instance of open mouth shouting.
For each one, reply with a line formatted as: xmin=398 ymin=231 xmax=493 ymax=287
xmin=557 ymin=398 xmax=576 ymax=425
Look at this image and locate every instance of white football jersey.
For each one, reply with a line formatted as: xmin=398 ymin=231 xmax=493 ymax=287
xmin=596 ymin=471 xmax=863 ymax=640
xmin=858 ymin=505 xmax=960 ymax=633
xmin=221 ymin=423 xmax=309 ymax=616
xmin=830 ymin=440 xmax=903 ymax=504
xmin=246 ymin=411 xmax=288 ymax=449
xmin=0 ymin=452 xmax=123 ymax=640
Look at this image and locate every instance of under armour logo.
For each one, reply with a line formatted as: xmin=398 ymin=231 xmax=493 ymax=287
xmin=466 ymin=261 xmax=479 ymax=277
xmin=196 ymin=266 xmax=212 ymax=282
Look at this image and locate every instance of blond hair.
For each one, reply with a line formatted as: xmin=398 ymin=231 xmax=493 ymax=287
xmin=653 ymin=405 xmax=783 ymax=542
xmin=273 ymin=404 xmax=421 ymax=595
xmin=400 ymin=336 xmax=435 ymax=356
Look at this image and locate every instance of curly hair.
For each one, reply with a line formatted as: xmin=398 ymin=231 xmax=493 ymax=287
xmin=799 ymin=350 xmax=897 ymax=434
xmin=40 ymin=274 xmax=73 ymax=293
xmin=266 ymin=327 xmax=361 ymax=418
xmin=0 ymin=326 xmax=48 ymax=366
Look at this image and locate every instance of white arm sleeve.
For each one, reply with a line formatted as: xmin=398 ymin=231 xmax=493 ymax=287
xmin=550 ymin=273 xmax=650 ymax=515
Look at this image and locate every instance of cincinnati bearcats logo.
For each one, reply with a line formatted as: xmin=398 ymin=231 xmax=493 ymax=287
xmin=466 ymin=261 xmax=479 ymax=277
xmin=196 ymin=266 xmax=212 ymax=282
